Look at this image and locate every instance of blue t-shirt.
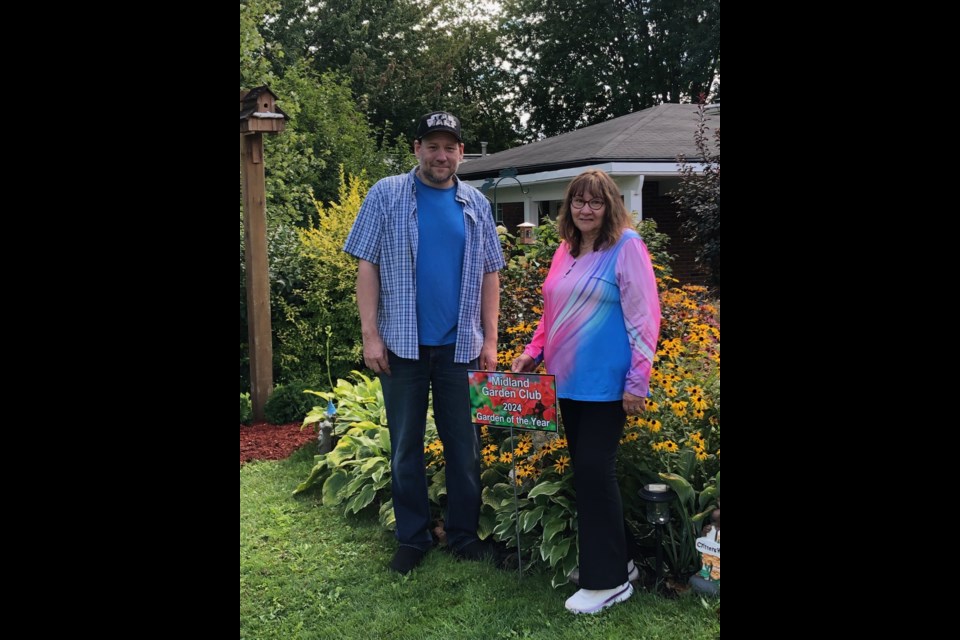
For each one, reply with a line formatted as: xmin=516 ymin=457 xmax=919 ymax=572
xmin=415 ymin=176 xmax=465 ymax=345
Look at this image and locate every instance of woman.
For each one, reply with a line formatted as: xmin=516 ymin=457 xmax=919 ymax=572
xmin=512 ymin=169 xmax=660 ymax=614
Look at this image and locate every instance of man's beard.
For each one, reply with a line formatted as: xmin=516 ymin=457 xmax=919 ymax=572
xmin=419 ymin=163 xmax=457 ymax=185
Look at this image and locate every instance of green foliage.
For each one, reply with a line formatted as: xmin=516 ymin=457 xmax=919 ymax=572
xmin=271 ymin=170 xmax=368 ymax=385
xmin=636 ymin=218 xmax=674 ymax=284
xmin=240 ymin=392 xmax=253 ymax=425
xmin=244 ymin=448 xmax=721 ymax=639
xmin=658 ymin=468 xmax=719 ymax=578
xmin=256 ymin=65 xmax=384 ymax=225
xmin=253 ymin=0 xmax=521 ymax=152
xmin=240 ymin=0 xmax=278 ymax=87
xmin=673 ymin=101 xmax=720 ymax=286
xmin=242 ymin=1 xmax=398 ymax=223
xmin=479 ymin=433 xmax=580 ymax=587
xmin=296 ymin=372 xmax=439 ymax=531
xmin=619 ymin=284 xmax=720 ymax=577
xmin=240 ymin=223 xmax=307 ymax=391
xmin=302 ymin=370 xmax=386 ymax=435
xmin=264 ymin=381 xmax=323 ymax=425
xmin=503 ymin=0 xmax=720 ymax=138
xmin=276 ymin=66 xmax=396 ymax=209
xmin=294 ymin=372 xmax=395 ymax=520
xmin=305 ymin=424 xmax=392 ymax=517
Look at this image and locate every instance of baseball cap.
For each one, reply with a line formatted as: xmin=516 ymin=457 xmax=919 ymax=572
xmin=416 ymin=111 xmax=462 ymax=142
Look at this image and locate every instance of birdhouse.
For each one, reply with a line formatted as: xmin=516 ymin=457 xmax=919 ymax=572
xmin=517 ymin=222 xmax=536 ymax=245
xmin=239 ymin=85 xmax=288 ymax=134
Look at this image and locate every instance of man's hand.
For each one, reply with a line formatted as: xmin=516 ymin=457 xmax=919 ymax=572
xmin=478 ymin=342 xmax=498 ymax=371
xmin=363 ymin=335 xmax=391 ymax=375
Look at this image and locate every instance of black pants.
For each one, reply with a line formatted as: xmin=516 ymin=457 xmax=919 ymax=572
xmin=560 ymin=398 xmax=628 ymax=590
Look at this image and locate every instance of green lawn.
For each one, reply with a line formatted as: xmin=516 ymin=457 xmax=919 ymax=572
xmin=241 ymin=446 xmax=719 ymax=639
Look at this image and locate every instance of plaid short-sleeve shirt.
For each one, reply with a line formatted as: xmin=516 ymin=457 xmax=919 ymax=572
xmin=344 ymin=167 xmax=505 ymax=363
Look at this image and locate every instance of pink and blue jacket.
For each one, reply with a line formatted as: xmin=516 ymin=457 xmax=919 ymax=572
xmin=523 ymin=230 xmax=661 ymax=401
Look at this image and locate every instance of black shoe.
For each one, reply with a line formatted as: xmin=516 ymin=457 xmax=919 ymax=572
xmin=453 ymin=540 xmax=494 ymax=562
xmin=390 ymin=546 xmax=426 ymax=574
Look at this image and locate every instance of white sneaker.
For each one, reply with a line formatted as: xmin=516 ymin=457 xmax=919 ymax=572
xmin=565 ymin=581 xmax=633 ymax=614
xmin=568 ymin=559 xmax=639 ymax=585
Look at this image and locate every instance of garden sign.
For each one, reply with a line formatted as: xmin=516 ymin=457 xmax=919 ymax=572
xmin=467 ymin=371 xmax=557 ymax=432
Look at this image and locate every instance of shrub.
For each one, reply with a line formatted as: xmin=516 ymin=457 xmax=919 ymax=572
xmin=295 ymin=372 xmax=413 ymax=529
xmin=264 ymin=381 xmax=322 ymax=425
xmin=673 ymin=99 xmax=720 ymax=287
xmin=240 ymin=392 xmax=252 ymax=425
xmin=273 ymin=169 xmax=368 ymax=385
xmin=240 ymin=222 xmax=307 ymax=392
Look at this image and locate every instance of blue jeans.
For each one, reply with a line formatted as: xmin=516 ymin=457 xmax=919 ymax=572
xmin=380 ymin=344 xmax=481 ymax=553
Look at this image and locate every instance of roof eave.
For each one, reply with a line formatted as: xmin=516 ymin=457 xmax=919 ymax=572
xmin=458 ymin=157 xmax=681 ymax=180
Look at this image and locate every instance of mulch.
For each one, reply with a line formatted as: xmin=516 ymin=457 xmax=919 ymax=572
xmin=240 ymin=421 xmax=317 ymax=466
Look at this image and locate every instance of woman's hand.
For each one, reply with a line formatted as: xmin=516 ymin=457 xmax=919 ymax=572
xmin=622 ymin=392 xmax=646 ymax=415
xmin=511 ymin=354 xmax=536 ymax=373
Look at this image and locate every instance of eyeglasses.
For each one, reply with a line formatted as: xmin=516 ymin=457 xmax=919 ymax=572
xmin=571 ymin=197 xmax=604 ymax=210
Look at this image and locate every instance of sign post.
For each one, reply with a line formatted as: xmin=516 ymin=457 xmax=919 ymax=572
xmin=468 ymin=371 xmax=558 ymax=576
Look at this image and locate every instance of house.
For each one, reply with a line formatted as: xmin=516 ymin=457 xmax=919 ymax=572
xmin=458 ymin=103 xmax=719 ymax=284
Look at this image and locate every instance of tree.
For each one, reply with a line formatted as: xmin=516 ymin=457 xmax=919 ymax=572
xmin=242 ymin=1 xmax=397 ymax=222
xmin=240 ymin=0 xmax=277 ymax=88
xmin=255 ymin=0 xmax=521 ymax=152
xmin=672 ymin=100 xmax=719 ymax=286
xmin=503 ymin=0 xmax=720 ymax=137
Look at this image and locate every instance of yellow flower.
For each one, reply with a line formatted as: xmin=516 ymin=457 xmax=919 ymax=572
xmin=554 ymin=455 xmax=570 ymax=474
xmin=690 ymin=395 xmax=709 ymax=411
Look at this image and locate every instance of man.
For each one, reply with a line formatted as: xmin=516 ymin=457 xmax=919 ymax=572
xmin=344 ymin=111 xmax=505 ymax=574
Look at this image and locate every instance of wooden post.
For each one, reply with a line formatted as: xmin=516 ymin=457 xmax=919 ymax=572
xmin=241 ymin=130 xmax=272 ymax=421
xmin=239 ymin=86 xmax=287 ymax=422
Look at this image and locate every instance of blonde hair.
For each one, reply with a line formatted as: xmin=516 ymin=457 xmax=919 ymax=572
xmin=556 ymin=169 xmax=632 ymax=257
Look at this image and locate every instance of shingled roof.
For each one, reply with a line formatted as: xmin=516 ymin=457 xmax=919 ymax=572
xmin=458 ymin=103 xmax=718 ymax=180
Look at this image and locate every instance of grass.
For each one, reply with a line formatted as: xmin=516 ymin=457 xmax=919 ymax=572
xmin=241 ymin=446 xmax=720 ymax=639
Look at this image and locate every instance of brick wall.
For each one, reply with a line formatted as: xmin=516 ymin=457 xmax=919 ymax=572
xmin=641 ymin=182 xmax=712 ymax=287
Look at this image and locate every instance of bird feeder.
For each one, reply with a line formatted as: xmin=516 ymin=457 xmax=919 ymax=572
xmin=517 ymin=222 xmax=536 ymax=245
